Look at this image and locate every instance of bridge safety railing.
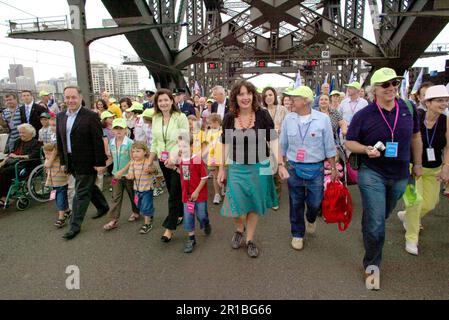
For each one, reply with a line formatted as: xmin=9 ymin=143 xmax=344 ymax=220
xmin=8 ymin=16 xmax=69 ymax=34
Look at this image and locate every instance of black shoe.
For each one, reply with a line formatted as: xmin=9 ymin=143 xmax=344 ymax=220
xmin=246 ymin=241 xmax=259 ymax=258
xmin=161 ymin=236 xmax=172 ymax=243
xmin=62 ymin=230 xmax=80 ymax=240
xmin=204 ymin=223 xmax=212 ymax=236
xmin=184 ymin=239 xmax=196 ymax=253
xmin=139 ymin=223 xmax=153 ymax=234
xmin=92 ymin=209 xmax=109 ymax=219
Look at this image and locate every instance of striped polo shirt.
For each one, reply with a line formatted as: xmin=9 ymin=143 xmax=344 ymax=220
xmin=129 ymin=159 xmax=156 ymax=192
xmin=45 ymin=157 xmax=69 ymax=187
xmin=2 ymin=106 xmax=22 ymax=152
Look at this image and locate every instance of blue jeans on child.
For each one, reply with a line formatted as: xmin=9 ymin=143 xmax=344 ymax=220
xmin=287 ymin=165 xmax=324 ymax=238
xmin=183 ymin=201 xmax=209 ymax=233
xmin=135 ymin=190 xmax=154 ymax=217
xmin=54 ymin=185 xmax=68 ymax=212
xmin=358 ymin=165 xmax=408 ymax=268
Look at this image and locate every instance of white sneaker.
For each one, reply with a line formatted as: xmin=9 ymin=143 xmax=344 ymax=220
xmin=306 ymin=221 xmax=316 ymax=234
xmin=405 ymin=241 xmax=418 ymax=256
xmin=272 ymin=206 xmax=279 ymax=211
xmin=213 ymin=194 xmax=221 ymax=204
xmin=397 ymin=211 xmax=407 ymax=230
xmin=291 ymin=237 xmax=304 ymax=250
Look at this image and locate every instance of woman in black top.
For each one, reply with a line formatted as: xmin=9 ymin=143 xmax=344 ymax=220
xmin=399 ymin=85 xmax=449 ymax=256
xmin=217 ymin=80 xmax=279 ymax=258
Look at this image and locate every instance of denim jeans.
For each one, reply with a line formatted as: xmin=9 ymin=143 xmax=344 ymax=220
xmin=135 ymin=190 xmax=154 ymax=217
xmin=358 ymin=165 xmax=408 ymax=268
xmin=183 ymin=201 xmax=209 ymax=233
xmin=287 ymin=166 xmax=324 ymax=238
xmin=54 ymin=185 xmax=68 ymax=212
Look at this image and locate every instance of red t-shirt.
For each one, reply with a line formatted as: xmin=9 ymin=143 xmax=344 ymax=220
xmin=179 ymin=155 xmax=209 ymax=203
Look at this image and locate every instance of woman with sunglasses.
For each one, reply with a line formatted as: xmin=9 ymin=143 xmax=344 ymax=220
xmin=396 ymin=85 xmax=449 ymax=256
xmin=345 ymin=67 xmax=423 ymax=290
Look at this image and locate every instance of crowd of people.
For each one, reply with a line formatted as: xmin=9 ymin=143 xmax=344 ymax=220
xmin=1 ymin=66 xmax=449 ymax=291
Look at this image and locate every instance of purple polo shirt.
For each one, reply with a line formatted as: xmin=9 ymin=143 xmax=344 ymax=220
xmin=346 ymin=98 xmax=419 ymax=180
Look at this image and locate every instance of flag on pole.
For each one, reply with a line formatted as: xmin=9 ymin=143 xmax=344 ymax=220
xmin=411 ymin=68 xmax=423 ymax=95
xmin=294 ymin=70 xmax=302 ymax=88
xmin=348 ymin=71 xmax=355 ymax=83
xmin=400 ymin=70 xmax=409 ymax=100
xmin=329 ymin=76 xmax=335 ymax=93
xmin=194 ymin=81 xmax=201 ymax=95
xmin=315 ymin=83 xmax=321 ymax=96
xmin=324 ymin=73 xmax=329 ymax=84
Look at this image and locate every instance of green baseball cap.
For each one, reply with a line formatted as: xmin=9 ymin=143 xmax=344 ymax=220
xmin=39 ymin=90 xmax=50 ymax=97
xmin=100 ymin=110 xmax=115 ymax=121
xmin=256 ymin=87 xmax=264 ymax=94
xmin=344 ymin=81 xmax=362 ymax=90
xmin=370 ymin=67 xmax=404 ymax=86
xmin=126 ymin=101 xmax=144 ymax=112
xmin=206 ymin=98 xmax=214 ymax=103
xmin=284 ymin=86 xmax=314 ymax=100
xmin=112 ymin=118 xmax=127 ymax=129
xmin=137 ymin=93 xmax=144 ymax=98
xmin=141 ymin=108 xmax=155 ymax=119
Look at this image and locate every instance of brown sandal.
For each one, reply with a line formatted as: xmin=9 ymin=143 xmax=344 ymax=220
xmin=103 ymin=220 xmax=118 ymax=231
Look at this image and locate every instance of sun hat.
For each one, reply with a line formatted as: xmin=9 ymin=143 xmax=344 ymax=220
xmin=370 ymin=67 xmax=404 ymax=86
xmin=344 ymin=81 xmax=362 ymax=90
xmin=424 ymin=85 xmax=449 ymax=101
xmin=112 ymin=118 xmax=127 ymax=129
xmin=100 ymin=110 xmax=115 ymax=121
xmin=284 ymin=86 xmax=314 ymax=100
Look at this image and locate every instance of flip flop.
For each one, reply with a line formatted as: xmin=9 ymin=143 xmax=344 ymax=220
xmin=103 ymin=220 xmax=118 ymax=231
xmin=128 ymin=214 xmax=140 ymax=222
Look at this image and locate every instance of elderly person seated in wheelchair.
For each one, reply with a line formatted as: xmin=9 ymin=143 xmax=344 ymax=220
xmin=0 ymin=123 xmax=41 ymax=206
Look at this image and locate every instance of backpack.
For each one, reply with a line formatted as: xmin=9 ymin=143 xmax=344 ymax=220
xmin=322 ymin=180 xmax=353 ymax=231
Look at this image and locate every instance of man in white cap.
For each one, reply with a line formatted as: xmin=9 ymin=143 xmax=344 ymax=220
xmin=339 ymin=81 xmax=368 ymax=124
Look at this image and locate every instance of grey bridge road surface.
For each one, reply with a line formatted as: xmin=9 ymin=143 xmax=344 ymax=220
xmin=0 ymin=180 xmax=448 ymax=299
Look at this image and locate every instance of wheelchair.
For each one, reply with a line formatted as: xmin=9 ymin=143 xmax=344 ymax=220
xmin=3 ymin=158 xmax=52 ymax=211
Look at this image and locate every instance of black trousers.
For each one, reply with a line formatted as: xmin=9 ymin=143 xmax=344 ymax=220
xmin=68 ymin=157 xmax=109 ymax=232
xmin=159 ymin=161 xmax=183 ymax=230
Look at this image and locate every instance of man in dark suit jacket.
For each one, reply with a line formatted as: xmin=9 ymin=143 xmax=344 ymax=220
xmin=19 ymin=90 xmax=47 ymax=133
xmin=56 ymin=86 xmax=109 ymax=240
xmin=174 ymin=88 xmax=196 ymax=117
xmin=211 ymin=86 xmax=230 ymax=119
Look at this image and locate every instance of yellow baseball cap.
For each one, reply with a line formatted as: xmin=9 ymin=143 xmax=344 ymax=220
xmin=112 ymin=118 xmax=127 ymax=129
xmin=137 ymin=93 xmax=144 ymax=98
xmin=141 ymin=108 xmax=155 ymax=118
xmin=284 ymin=86 xmax=314 ymax=100
xmin=109 ymin=97 xmax=117 ymax=103
xmin=39 ymin=90 xmax=50 ymax=97
xmin=126 ymin=101 xmax=144 ymax=112
xmin=329 ymin=90 xmax=341 ymax=96
xmin=344 ymin=81 xmax=362 ymax=90
xmin=101 ymin=110 xmax=115 ymax=121
xmin=370 ymin=67 xmax=404 ymax=86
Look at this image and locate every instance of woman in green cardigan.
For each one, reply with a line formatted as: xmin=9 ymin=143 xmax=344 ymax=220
xmin=148 ymin=89 xmax=189 ymax=242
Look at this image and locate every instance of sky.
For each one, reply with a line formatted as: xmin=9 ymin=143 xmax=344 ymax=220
xmin=1 ymin=0 xmax=448 ymax=91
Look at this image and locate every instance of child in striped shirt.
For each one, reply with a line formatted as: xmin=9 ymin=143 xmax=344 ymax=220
xmin=43 ymin=143 xmax=70 ymax=228
xmin=126 ymin=141 xmax=158 ymax=234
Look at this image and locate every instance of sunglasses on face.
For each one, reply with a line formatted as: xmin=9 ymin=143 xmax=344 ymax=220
xmin=379 ymin=80 xmax=400 ymax=89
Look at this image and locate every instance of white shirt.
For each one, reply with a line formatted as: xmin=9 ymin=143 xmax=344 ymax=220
xmin=217 ymin=98 xmax=227 ymax=119
xmin=339 ymin=97 xmax=368 ymax=124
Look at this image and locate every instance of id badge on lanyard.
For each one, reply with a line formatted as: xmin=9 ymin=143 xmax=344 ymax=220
xmin=377 ymin=100 xmax=400 ymax=158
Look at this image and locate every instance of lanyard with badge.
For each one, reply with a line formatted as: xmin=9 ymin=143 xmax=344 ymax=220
xmin=424 ymin=118 xmax=438 ymax=162
xmin=376 ymin=100 xmax=399 ymax=158
xmin=161 ymin=116 xmax=171 ymax=161
xmin=296 ymin=119 xmax=312 ymax=162
xmin=181 ymin=158 xmax=196 ymax=215
xmin=111 ymin=140 xmax=123 ymax=186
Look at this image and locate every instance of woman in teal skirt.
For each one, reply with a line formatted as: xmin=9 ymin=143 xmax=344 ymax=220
xmin=217 ymin=80 xmax=279 ymax=258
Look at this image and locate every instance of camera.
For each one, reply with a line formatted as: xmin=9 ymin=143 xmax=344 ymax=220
xmin=373 ymin=141 xmax=386 ymax=151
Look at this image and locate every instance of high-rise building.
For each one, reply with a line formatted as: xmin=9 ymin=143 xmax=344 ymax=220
xmin=115 ymin=67 xmax=139 ymax=96
xmin=8 ymin=64 xmax=24 ymax=83
xmin=15 ymin=76 xmax=36 ymax=91
xmin=91 ymin=62 xmax=116 ymax=96
xmin=23 ymin=67 xmax=36 ymax=85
